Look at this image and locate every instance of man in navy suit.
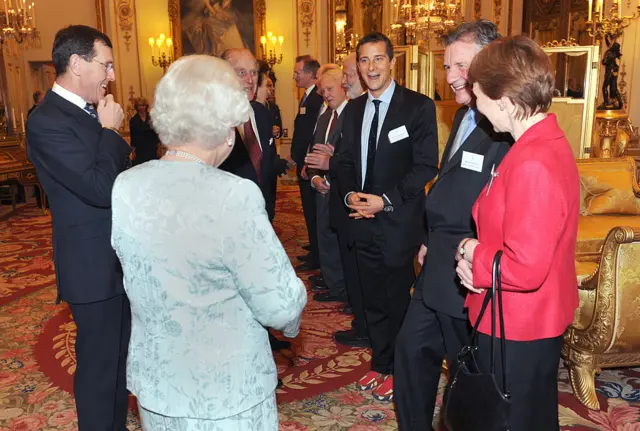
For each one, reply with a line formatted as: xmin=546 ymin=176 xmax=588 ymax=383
xmin=26 ymin=25 xmax=132 ymax=431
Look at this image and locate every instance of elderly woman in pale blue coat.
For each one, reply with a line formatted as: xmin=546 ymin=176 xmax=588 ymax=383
xmin=111 ymin=55 xmax=307 ymax=431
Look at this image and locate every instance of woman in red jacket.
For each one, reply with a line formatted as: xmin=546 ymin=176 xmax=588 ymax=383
xmin=455 ymin=35 xmax=580 ymax=431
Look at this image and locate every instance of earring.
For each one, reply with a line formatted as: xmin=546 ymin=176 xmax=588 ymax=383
xmin=227 ymin=138 xmax=234 ymax=147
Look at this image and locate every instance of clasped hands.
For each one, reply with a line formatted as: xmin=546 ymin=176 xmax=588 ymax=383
xmin=347 ymin=192 xmax=384 ymax=219
xmin=304 ymin=144 xmax=334 ymax=171
xmin=455 ymin=238 xmax=484 ymax=294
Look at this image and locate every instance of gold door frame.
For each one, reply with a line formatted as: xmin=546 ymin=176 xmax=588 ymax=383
xmin=543 ymin=45 xmax=600 ymax=159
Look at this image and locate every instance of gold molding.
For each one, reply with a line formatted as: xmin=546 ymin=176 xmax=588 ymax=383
xmin=299 ymin=0 xmax=315 ymax=48
xmin=542 ymin=37 xmax=578 ymax=47
xmin=96 ymin=0 xmax=106 ymax=33
xmin=507 ymin=0 xmax=513 ymax=34
xmin=116 ymin=0 xmax=134 ymax=52
xmin=474 ymin=0 xmax=481 ymax=19
xmin=168 ymin=0 xmax=266 ymax=58
xmin=494 ymin=0 xmax=502 ymax=26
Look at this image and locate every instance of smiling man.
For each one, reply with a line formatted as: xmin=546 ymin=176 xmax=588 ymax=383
xmin=393 ymin=20 xmax=512 ymax=431
xmin=334 ymin=32 xmax=439 ymax=403
xmin=26 ymin=25 xmax=131 ymax=431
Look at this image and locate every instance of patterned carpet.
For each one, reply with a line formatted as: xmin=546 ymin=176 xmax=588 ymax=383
xmin=0 ymin=188 xmax=639 ymax=430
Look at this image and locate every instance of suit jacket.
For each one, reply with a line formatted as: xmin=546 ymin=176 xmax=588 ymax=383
xmin=306 ymin=107 xmax=333 ymax=180
xmin=111 ymin=162 xmax=306 ymax=419
xmin=335 ymin=85 xmax=439 ymax=266
xmin=26 ymin=90 xmax=131 ymax=304
xmin=419 ymin=106 xmax=512 ymax=319
xmin=291 ymin=86 xmax=324 ymax=167
xmin=466 ymin=114 xmax=579 ymax=341
xmin=219 ymin=102 xmax=284 ymax=220
xmin=267 ymin=101 xmax=283 ymax=138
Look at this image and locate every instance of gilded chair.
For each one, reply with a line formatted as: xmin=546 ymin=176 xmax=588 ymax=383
xmin=563 ymin=226 xmax=640 ymax=410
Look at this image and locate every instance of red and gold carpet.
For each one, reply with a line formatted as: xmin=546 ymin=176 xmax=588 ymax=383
xmin=1 ymin=187 xmax=640 ymax=430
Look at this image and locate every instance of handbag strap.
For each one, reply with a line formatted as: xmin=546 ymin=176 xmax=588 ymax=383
xmin=468 ymin=250 xmax=509 ymax=396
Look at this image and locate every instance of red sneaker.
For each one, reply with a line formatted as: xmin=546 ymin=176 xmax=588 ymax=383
xmin=357 ymin=371 xmax=383 ymax=391
xmin=372 ymin=375 xmax=394 ymax=402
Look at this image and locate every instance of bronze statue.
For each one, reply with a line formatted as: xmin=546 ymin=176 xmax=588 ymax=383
xmin=598 ymin=36 xmax=623 ymax=110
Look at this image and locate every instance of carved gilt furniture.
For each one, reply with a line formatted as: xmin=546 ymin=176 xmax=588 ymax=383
xmin=564 ymin=157 xmax=640 ymax=410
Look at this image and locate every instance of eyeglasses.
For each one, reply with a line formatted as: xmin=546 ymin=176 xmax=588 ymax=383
xmin=93 ymin=59 xmax=114 ymax=73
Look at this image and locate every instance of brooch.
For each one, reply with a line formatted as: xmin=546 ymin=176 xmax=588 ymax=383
xmin=487 ymin=164 xmax=498 ymax=195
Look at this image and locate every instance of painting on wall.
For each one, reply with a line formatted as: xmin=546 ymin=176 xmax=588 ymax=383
xmin=169 ymin=0 xmax=266 ymax=57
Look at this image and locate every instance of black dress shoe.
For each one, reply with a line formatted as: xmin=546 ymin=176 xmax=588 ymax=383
xmin=309 ymin=274 xmax=324 ymax=283
xmin=269 ymin=334 xmax=292 ymax=351
xmin=296 ymin=261 xmax=320 ymax=271
xmin=342 ymin=305 xmax=353 ymax=314
xmin=311 ymin=283 xmax=328 ymax=293
xmin=277 ymin=378 xmax=283 ymax=388
xmin=334 ymin=329 xmax=370 ymax=348
xmin=313 ymin=292 xmax=348 ymax=302
xmin=301 ymin=244 xmax=311 ymax=251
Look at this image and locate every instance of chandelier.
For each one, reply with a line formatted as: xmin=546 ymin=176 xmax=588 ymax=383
xmin=1 ymin=0 xmax=37 ymax=45
xmin=148 ymin=33 xmax=173 ymax=74
xmin=586 ymin=0 xmax=640 ymax=40
xmin=260 ymin=31 xmax=284 ymax=67
xmin=388 ymin=0 xmax=463 ymax=45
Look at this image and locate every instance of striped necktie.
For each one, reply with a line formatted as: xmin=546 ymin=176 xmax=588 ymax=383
xmin=84 ymin=103 xmax=99 ymax=122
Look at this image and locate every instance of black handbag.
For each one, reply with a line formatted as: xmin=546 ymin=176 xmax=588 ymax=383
xmin=444 ymin=250 xmax=512 ymax=431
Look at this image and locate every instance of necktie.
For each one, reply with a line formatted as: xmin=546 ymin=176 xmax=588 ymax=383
xmin=448 ymin=110 xmax=473 ymax=162
xmin=363 ymin=99 xmax=381 ymax=192
xmin=327 ymin=110 xmax=339 ymax=140
xmin=84 ymin=103 xmax=99 ymax=122
xmin=243 ymin=120 xmax=262 ymax=183
xmin=300 ymin=92 xmax=309 ymax=108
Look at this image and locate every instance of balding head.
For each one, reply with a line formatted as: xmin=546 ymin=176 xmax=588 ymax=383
xmin=222 ymin=48 xmax=258 ymax=97
xmin=342 ymin=52 xmax=365 ymax=99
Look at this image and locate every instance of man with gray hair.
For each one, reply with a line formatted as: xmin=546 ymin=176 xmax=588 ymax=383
xmin=394 ymin=20 xmax=512 ymax=430
xmin=341 ymin=52 xmax=367 ymax=99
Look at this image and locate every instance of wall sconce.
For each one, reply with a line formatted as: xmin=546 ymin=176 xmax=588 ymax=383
xmin=586 ymin=0 xmax=640 ymax=39
xmin=260 ymin=31 xmax=283 ymax=67
xmin=148 ymin=33 xmax=173 ymax=73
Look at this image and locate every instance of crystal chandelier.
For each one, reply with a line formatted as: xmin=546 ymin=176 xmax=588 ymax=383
xmin=388 ymin=0 xmax=463 ymax=45
xmin=1 ymin=0 xmax=37 ymax=45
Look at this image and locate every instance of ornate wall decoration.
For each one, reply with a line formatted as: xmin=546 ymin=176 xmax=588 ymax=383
xmin=474 ymin=0 xmax=481 ymax=19
xmin=619 ymin=62 xmax=628 ymax=108
xmin=300 ymin=0 xmax=315 ymax=48
xmin=494 ymin=0 xmax=503 ymax=26
xmin=95 ymin=0 xmax=106 ymax=33
xmin=116 ymin=0 xmax=134 ymax=52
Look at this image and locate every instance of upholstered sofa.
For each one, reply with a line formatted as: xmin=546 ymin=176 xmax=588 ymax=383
xmin=563 ymin=157 xmax=640 ymax=410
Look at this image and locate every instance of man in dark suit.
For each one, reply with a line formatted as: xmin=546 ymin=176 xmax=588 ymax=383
xmin=291 ymin=55 xmax=323 ymax=271
xmin=26 ymin=25 xmax=132 ymax=431
xmin=305 ymin=69 xmax=349 ymax=304
xmin=393 ymin=20 xmax=512 ymax=430
xmin=335 ymin=32 xmax=439 ymax=402
xmin=219 ymin=49 xmax=287 ymax=222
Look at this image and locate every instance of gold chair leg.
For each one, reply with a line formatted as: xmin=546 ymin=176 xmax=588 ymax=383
xmin=569 ymin=362 xmax=600 ymax=410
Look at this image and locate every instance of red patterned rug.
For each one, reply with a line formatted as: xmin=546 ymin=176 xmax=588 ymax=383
xmin=1 ymin=188 xmax=640 ymax=430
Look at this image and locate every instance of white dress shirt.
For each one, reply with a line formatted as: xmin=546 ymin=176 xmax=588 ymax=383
xmin=52 ymin=83 xmax=92 ymax=116
xmin=360 ymin=80 xmax=396 ymax=188
xmin=324 ymin=99 xmax=348 ymax=144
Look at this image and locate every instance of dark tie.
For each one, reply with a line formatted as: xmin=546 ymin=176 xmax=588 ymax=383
xmin=243 ymin=120 xmax=263 ymax=183
xmin=327 ymin=110 xmax=338 ymax=140
xmin=363 ymin=99 xmax=381 ymax=192
xmin=84 ymin=103 xmax=99 ymax=122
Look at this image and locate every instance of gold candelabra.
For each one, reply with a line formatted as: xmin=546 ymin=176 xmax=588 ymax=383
xmin=260 ymin=32 xmax=284 ymax=67
xmin=586 ymin=0 xmax=640 ymax=40
xmin=148 ymin=33 xmax=173 ymax=73
xmin=388 ymin=0 xmax=463 ymax=45
xmin=1 ymin=0 xmax=37 ymax=45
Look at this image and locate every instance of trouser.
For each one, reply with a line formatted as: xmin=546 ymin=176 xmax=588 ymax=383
xmin=354 ymin=237 xmax=417 ymax=374
xmin=297 ymin=174 xmax=318 ymax=264
xmin=394 ymin=284 xmax=471 ymax=430
xmin=316 ymin=192 xmax=346 ymax=296
xmin=337 ymin=233 xmax=367 ymax=334
xmin=68 ymin=294 xmax=131 ymax=431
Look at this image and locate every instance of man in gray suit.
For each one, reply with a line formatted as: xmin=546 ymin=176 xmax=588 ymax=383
xmin=305 ymin=68 xmax=348 ymax=302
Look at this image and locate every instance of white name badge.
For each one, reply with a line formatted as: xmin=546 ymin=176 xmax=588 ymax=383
xmin=388 ymin=125 xmax=409 ymax=143
xmin=461 ymin=151 xmax=484 ymax=172
xmin=299 ymin=107 xmax=307 ymax=115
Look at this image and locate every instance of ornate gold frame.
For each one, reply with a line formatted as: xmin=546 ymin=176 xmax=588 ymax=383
xmin=542 ymin=45 xmax=600 ymax=159
xmin=168 ymin=0 xmax=267 ymax=58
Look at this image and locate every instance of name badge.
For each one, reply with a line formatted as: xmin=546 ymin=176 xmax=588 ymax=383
xmin=299 ymin=107 xmax=307 ymax=115
xmin=460 ymin=151 xmax=484 ymax=172
xmin=388 ymin=125 xmax=409 ymax=143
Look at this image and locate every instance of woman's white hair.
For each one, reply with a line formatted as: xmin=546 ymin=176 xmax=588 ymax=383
xmin=151 ymin=55 xmax=251 ymax=148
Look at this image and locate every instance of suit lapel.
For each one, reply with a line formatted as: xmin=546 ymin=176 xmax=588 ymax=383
xmin=377 ymin=85 xmax=402 ymax=153
xmin=46 ymin=91 xmax=102 ymax=132
xmin=440 ymin=106 xmax=468 ymax=164
xmin=439 ymin=114 xmax=492 ymax=178
xmin=327 ymin=112 xmax=345 ymax=146
xmin=354 ymin=98 xmax=366 ymax=190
